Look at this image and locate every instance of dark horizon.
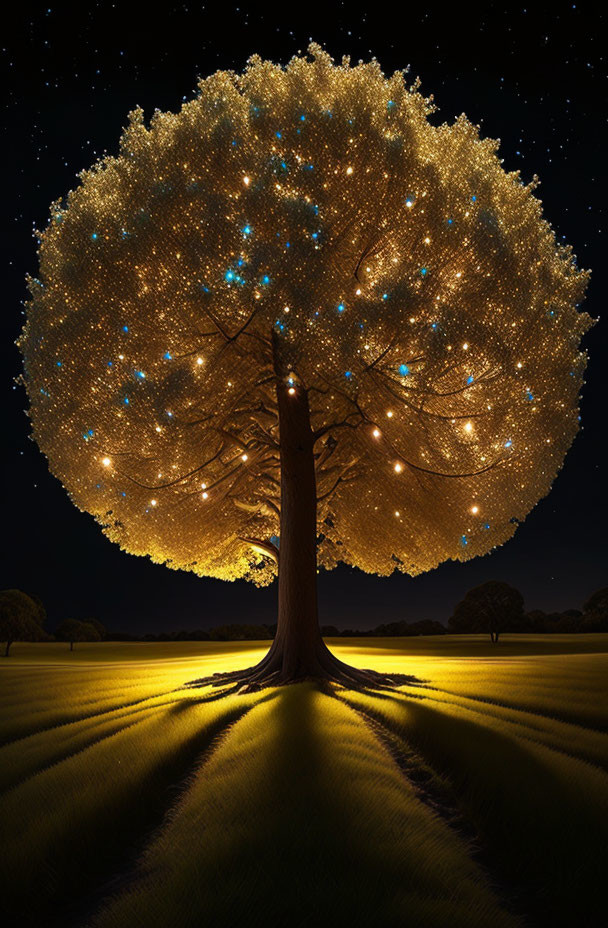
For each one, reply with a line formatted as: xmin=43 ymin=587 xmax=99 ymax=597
xmin=3 ymin=2 xmax=606 ymax=635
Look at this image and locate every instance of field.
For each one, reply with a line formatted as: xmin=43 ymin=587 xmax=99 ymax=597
xmin=1 ymin=635 xmax=607 ymax=928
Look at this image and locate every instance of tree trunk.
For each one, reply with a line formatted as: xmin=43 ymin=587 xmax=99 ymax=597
xmin=4 ymin=640 xmax=11 ymax=657
xmin=188 ymin=335 xmax=416 ymax=690
xmin=270 ymin=359 xmax=327 ymax=678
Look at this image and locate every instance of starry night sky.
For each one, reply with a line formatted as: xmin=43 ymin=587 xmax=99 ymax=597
xmin=2 ymin=1 xmax=606 ymax=633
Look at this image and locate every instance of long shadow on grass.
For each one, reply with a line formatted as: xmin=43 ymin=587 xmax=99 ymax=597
xmin=2 ymin=694 xmax=262 ymax=928
xmin=342 ymin=688 xmax=608 ymax=928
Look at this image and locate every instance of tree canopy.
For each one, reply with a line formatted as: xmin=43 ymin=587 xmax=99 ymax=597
xmin=19 ymin=43 xmax=592 ymax=588
xmin=0 ymin=589 xmax=47 ymax=656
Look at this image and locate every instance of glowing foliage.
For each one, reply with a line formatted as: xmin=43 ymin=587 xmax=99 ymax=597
xmin=19 ymin=44 xmax=592 ymax=584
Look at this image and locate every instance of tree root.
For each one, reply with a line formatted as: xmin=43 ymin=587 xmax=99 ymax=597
xmin=185 ymin=644 xmax=420 ymax=694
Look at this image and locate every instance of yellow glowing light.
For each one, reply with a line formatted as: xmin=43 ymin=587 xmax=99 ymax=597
xmin=395 ymin=511 xmax=400 ymax=517
xmin=101 ymin=456 xmax=111 ymax=467
xmin=150 ymin=499 xmax=157 ymax=507
xmin=18 ymin=42 xmax=593 ymax=589
xmin=471 ymin=505 xmax=479 ymax=514
xmin=202 ymin=491 xmax=208 ymax=500
xmin=241 ymin=453 xmax=248 ymax=461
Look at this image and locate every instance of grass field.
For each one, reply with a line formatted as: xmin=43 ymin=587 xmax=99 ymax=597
xmin=1 ymin=635 xmax=607 ymax=928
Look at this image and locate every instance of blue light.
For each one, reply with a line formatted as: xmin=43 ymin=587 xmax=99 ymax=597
xmin=276 ymin=131 xmax=282 ymax=138
xmin=262 ymin=275 xmax=270 ymax=285
xmin=387 ymin=99 xmax=395 ymax=109
xmin=225 ymin=270 xmax=235 ymax=281
xmin=345 ymin=371 xmax=352 ymax=379
xmin=285 ymin=241 xmax=290 ymax=248
xmin=56 ymin=361 xmax=62 ymax=367
xmin=382 ymin=293 xmax=389 ymax=300
xmin=91 ymin=233 xmax=98 ymax=240
xmin=484 ymin=522 xmax=491 ymax=530
xmin=122 ymin=325 xmax=129 ymax=333
xmin=305 ymin=164 xmax=314 ymax=170
xmin=311 ymin=232 xmax=318 ymax=240
xmin=420 ymin=267 xmax=427 ymax=276
xmin=526 ymin=391 xmax=534 ymax=401
xmin=313 ymin=205 xmax=319 ymax=215
xmin=405 ymin=197 xmax=415 ymax=207
xmin=447 ymin=218 xmax=453 ymax=225
xmin=337 ymin=303 xmax=345 ymax=313
xmin=431 ymin=322 xmax=438 ymax=330
xmin=461 ymin=535 xmax=468 ymax=546
xmin=121 ymin=492 xmax=127 ymax=497
xmin=123 ymin=396 xmax=129 ymax=405
xmin=231 ymin=139 xmax=238 ymax=147
xmin=242 ymin=224 xmax=251 ymax=235
xmin=399 ymin=364 xmax=410 ymax=376
xmin=281 ymin=160 xmax=287 ymax=169
xmin=163 ymin=351 xmax=172 ymax=360
xmin=107 ymin=361 xmax=112 ymax=367
xmin=505 ymin=440 xmax=512 ymax=448
xmin=237 ymin=258 xmax=244 ymax=266
xmin=135 ymin=370 xmax=145 ymax=379
xmin=471 ymin=195 xmax=477 ymax=202
xmin=300 ymin=114 xmax=306 ymax=121
xmin=467 ymin=375 xmax=474 ymax=385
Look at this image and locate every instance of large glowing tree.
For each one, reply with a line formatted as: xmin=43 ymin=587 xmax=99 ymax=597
xmin=19 ymin=45 xmax=592 ymax=687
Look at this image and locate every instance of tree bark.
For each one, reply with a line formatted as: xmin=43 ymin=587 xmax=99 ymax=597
xmin=270 ymin=355 xmax=327 ymax=678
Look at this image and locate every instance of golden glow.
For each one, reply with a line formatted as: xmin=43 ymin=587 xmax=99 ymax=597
xmin=17 ymin=42 xmax=593 ymax=587
xmin=101 ymin=456 xmax=111 ymax=467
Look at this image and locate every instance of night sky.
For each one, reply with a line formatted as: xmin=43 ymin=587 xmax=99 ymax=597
xmin=2 ymin=1 xmax=606 ymax=634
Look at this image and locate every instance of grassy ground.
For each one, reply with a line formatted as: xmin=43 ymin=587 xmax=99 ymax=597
xmin=1 ymin=635 xmax=607 ymax=928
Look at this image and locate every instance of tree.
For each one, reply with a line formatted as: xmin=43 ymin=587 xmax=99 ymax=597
xmin=18 ymin=45 xmax=593 ymax=687
xmin=582 ymin=588 xmax=608 ymax=632
xmin=448 ymin=581 xmax=525 ymax=642
xmin=55 ymin=619 xmax=101 ymax=651
xmin=86 ymin=617 xmax=107 ymax=639
xmin=0 ymin=590 xmax=46 ymax=656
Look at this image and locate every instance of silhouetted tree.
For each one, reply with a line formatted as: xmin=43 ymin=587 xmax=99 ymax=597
xmin=449 ymin=581 xmax=524 ymax=642
xmin=19 ymin=45 xmax=593 ymax=687
xmin=583 ymin=588 xmax=608 ymax=632
xmin=0 ymin=590 xmax=47 ymax=657
xmin=55 ymin=619 xmax=101 ymax=651
xmin=86 ymin=617 xmax=107 ymax=639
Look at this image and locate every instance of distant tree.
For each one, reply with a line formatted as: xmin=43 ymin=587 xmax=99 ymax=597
xmin=320 ymin=625 xmax=340 ymax=637
xmin=55 ymin=619 xmax=101 ymax=651
xmin=448 ymin=581 xmax=524 ymax=643
xmin=86 ymin=617 xmax=107 ymax=639
xmin=582 ymin=588 xmax=608 ymax=632
xmin=0 ymin=589 xmax=47 ymax=656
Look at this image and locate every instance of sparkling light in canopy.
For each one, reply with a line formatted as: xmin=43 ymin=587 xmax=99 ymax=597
xmin=19 ymin=43 xmax=593 ymax=589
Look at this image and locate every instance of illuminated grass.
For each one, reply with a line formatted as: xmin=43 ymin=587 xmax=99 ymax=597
xmin=0 ymin=635 xmax=606 ymax=928
xmin=92 ymin=684 xmax=519 ymax=928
